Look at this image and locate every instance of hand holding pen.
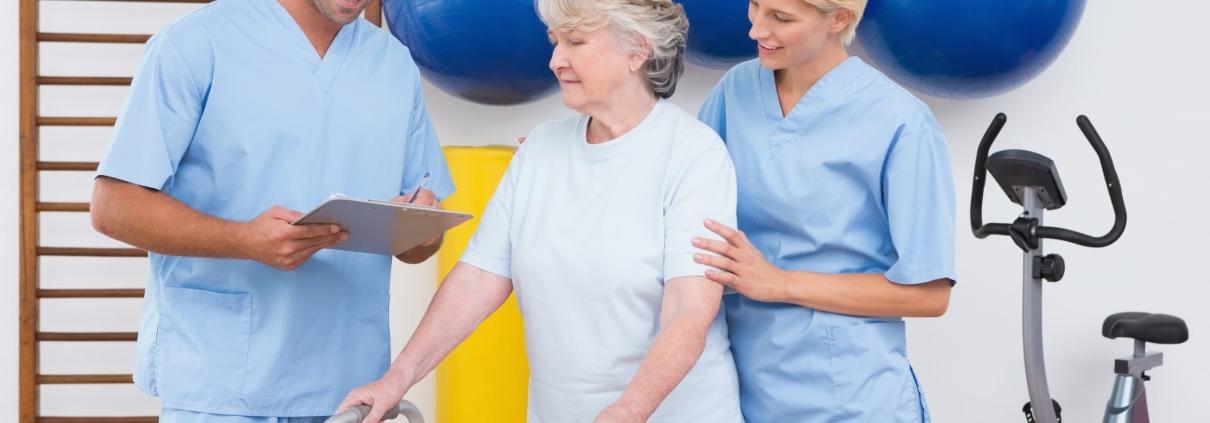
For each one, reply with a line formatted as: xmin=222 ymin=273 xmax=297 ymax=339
xmin=392 ymin=172 xmax=442 ymax=209
xmin=391 ymin=172 xmax=444 ymax=250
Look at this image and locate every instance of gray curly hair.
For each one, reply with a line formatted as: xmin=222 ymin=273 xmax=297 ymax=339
xmin=538 ymin=0 xmax=689 ymax=99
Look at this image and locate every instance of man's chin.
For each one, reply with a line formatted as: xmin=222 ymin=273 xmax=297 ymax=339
xmin=333 ymin=13 xmax=360 ymax=25
xmin=320 ymin=7 xmax=362 ymax=25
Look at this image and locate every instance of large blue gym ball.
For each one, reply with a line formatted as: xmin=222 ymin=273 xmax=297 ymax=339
xmin=383 ymin=0 xmax=559 ymax=106
xmin=682 ymin=0 xmax=756 ymax=69
xmin=857 ymin=0 xmax=1086 ymax=99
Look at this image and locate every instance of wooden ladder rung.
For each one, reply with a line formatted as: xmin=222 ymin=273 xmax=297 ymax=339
xmin=37 ymin=76 xmax=132 ymax=86
xmin=37 ymin=117 xmax=116 ymax=126
xmin=37 ymin=33 xmax=150 ymax=44
xmin=37 ymin=247 xmax=147 ymax=257
xmin=37 ymin=332 xmax=138 ymax=342
xmin=37 ymin=374 xmax=133 ymax=384
xmin=37 ymin=202 xmax=90 ymax=212
xmin=41 ymin=418 xmax=158 ymax=423
xmin=37 ymin=161 xmax=99 ymax=171
xmin=38 ymin=289 xmax=145 ymax=299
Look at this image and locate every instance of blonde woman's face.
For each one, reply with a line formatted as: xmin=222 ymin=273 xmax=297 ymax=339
xmin=547 ymin=27 xmax=643 ymax=113
xmin=747 ymin=0 xmax=844 ymax=70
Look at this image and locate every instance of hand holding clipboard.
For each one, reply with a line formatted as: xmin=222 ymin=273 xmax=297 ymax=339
xmin=292 ymin=187 xmax=472 ymax=256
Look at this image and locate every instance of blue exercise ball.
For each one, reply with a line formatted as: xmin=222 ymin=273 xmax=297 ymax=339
xmin=383 ymin=0 xmax=558 ymax=106
xmin=682 ymin=0 xmax=756 ymax=69
xmin=857 ymin=0 xmax=1086 ymax=99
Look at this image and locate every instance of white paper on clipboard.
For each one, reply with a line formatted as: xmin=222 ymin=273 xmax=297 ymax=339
xmin=292 ymin=193 xmax=473 ymax=256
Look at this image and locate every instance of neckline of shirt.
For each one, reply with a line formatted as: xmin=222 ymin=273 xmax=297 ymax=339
xmin=576 ymin=99 xmax=669 ymax=160
xmin=262 ymin=0 xmax=359 ymax=79
xmin=760 ymin=56 xmax=869 ymax=122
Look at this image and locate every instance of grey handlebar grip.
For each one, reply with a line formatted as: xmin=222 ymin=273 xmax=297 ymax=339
xmin=324 ymin=400 xmax=424 ymax=423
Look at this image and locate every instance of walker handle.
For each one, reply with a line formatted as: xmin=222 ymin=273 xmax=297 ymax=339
xmin=324 ymin=400 xmax=425 ymax=423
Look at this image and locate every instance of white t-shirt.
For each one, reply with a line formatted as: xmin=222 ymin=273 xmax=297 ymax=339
xmin=461 ymin=99 xmax=743 ymax=422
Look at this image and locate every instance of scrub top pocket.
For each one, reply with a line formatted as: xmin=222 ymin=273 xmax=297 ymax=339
xmin=826 ymin=320 xmax=926 ymax=422
xmin=158 ymin=286 xmax=253 ymax=408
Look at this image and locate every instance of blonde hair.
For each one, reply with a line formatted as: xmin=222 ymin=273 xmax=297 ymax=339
xmin=537 ymin=0 xmax=689 ymax=99
xmin=801 ymin=0 xmax=866 ymax=45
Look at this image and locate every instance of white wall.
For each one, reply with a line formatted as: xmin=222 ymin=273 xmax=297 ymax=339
xmin=2 ymin=1 xmax=1207 ymax=421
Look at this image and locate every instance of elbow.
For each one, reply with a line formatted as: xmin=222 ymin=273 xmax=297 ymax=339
xmin=90 ymin=177 xmax=137 ymax=240
xmin=919 ymin=284 xmax=952 ymax=318
xmin=89 ymin=184 xmax=116 ymax=238
xmin=89 ymin=209 xmax=109 ymax=237
xmin=922 ymin=297 xmax=949 ymax=317
xmin=89 ymin=202 xmax=119 ymax=238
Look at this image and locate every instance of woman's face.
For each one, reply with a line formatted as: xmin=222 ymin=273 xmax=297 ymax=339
xmin=548 ymin=26 xmax=647 ymax=113
xmin=747 ymin=0 xmax=846 ymax=71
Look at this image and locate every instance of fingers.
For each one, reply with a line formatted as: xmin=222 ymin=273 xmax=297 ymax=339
xmin=335 ymin=394 xmax=365 ymax=415
xmin=694 ymin=253 xmax=737 ymax=273
xmin=268 ymin=233 xmax=344 ymax=271
xmin=705 ymin=269 xmax=737 ymax=286
xmin=692 ymin=237 xmax=735 ymax=258
xmin=293 ymin=222 xmax=342 ymax=239
xmin=704 ymin=219 xmax=749 ymax=247
xmin=364 ymin=400 xmax=392 ymax=423
xmin=292 ymin=235 xmax=344 ymax=257
xmin=394 ymin=189 xmax=438 ymax=207
xmin=279 ymin=240 xmax=337 ymax=270
xmin=267 ymin=206 xmax=303 ymax=222
xmin=411 ymin=189 xmax=437 ymax=206
xmin=300 ymin=231 xmax=347 ymax=249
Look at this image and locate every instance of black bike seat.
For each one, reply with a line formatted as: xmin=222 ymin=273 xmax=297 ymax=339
xmin=1102 ymin=312 xmax=1188 ymax=344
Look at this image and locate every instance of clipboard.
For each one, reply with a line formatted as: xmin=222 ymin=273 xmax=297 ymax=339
xmin=292 ymin=193 xmax=473 ymax=256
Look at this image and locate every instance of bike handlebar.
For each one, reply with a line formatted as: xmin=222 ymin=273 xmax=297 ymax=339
xmin=970 ymin=113 xmax=1127 ymax=248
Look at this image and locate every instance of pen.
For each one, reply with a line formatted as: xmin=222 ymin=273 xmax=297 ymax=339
xmin=407 ymin=172 xmax=430 ymax=204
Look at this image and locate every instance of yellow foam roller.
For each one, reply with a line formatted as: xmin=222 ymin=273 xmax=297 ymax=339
xmin=437 ymin=146 xmax=527 ymax=423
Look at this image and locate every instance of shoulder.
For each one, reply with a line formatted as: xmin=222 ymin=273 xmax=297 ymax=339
xmin=704 ymin=59 xmax=764 ymax=103
xmin=356 ymin=18 xmax=411 ymax=57
xmin=531 ymin=113 xmax=581 ymax=138
xmin=718 ymin=59 xmax=764 ymax=89
xmin=662 ymin=102 xmax=729 ymax=156
xmin=517 ymin=114 xmax=582 ymax=156
xmin=848 ymin=59 xmax=940 ymax=129
xmin=151 ymin=1 xmax=223 ymax=52
xmin=136 ymin=2 xmax=229 ymax=85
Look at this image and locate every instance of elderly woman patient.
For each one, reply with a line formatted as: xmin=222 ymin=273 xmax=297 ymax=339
xmin=334 ymin=0 xmax=742 ymax=422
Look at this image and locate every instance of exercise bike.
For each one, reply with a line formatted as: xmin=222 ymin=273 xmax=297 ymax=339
xmin=970 ymin=113 xmax=1189 ymax=423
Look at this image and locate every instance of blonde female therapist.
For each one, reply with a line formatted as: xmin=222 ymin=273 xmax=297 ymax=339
xmin=693 ymin=0 xmax=956 ymax=421
xmin=336 ymin=0 xmax=744 ymax=422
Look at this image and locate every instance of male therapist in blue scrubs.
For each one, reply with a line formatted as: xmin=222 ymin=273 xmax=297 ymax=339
xmin=89 ymin=0 xmax=453 ymax=421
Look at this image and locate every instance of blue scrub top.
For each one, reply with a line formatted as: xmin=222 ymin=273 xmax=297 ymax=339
xmin=698 ymin=57 xmax=956 ymax=422
xmin=97 ymin=0 xmax=453 ymax=416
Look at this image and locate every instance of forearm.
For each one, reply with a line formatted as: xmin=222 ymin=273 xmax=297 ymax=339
xmin=91 ymin=176 xmax=247 ymax=258
xmin=778 ymin=271 xmax=951 ymax=317
xmin=388 ymin=262 xmax=512 ymax=386
xmin=613 ymin=277 xmax=719 ymax=419
xmin=614 ymin=314 xmax=711 ymax=418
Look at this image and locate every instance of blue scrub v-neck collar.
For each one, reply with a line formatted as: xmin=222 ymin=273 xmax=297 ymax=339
xmin=265 ymin=0 xmax=357 ymax=84
xmin=759 ymin=56 xmax=868 ymax=125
